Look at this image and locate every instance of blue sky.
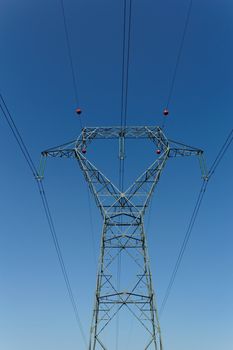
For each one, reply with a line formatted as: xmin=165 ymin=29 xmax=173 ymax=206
xmin=0 ymin=0 xmax=232 ymax=349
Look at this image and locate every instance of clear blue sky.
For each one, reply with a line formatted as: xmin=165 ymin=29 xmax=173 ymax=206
xmin=0 ymin=0 xmax=232 ymax=349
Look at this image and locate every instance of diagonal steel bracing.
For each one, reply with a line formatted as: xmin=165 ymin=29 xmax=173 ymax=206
xmin=42 ymin=126 xmax=206 ymax=349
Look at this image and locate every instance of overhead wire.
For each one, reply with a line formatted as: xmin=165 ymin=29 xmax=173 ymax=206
xmin=159 ymin=180 xmax=207 ymax=316
xmin=162 ymin=0 xmax=193 ymax=129
xmin=158 ymin=1 xmax=232 ymax=314
xmin=119 ymin=0 xmax=133 ymax=191
xmin=208 ymin=129 xmax=233 ymax=179
xmin=116 ymin=1 xmax=133 ymax=348
xmin=0 ymin=95 xmax=37 ymax=176
xmin=120 ymin=0 xmax=127 ymax=130
xmin=0 ymin=93 xmax=88 ymax=348
xmin=37 ymin=182 xmax=87 ymax=346
xmin=59 ymin=0 xmax=83 ymax=129
xmin=59 ymin=0 xmax=97 ymax=277
xmin=159 ymin=128 xmax=233 ymax=316
xmin=117 ymin=0 xmax=127 ymax=346
xmin=122 ymin=0 xmax=133 ymax=129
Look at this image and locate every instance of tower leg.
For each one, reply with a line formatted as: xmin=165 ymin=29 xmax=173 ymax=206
xmin=89 ymin=217 xmax=162 ymax=350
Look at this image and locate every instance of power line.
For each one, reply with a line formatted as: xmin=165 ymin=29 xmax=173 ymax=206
xmin=123 ymin=0 xmax=133 ymax=128
xmin=162 ymin=0 xmax=193 ymax=128
xmin=0 ymin=95 xmax=37 ymax=176
xmin=116 ymin=1 xmax=133 ymax=348
xmin=166 ymin=0 xmax=193 ymax=109
xmin=38 ymin=182 xmax=87 ymax=346
xmin=59 ymin=0 xmax=83 ymax=128
xmin=159 ymin=180 xmax=207 ymax=316
xmin=208 ymin=129 xmax=233 ymax=179
xmin=120 ymin=0 xmax=133 ymax=129
xmin=0 ymin=93 xmax=87 ymax=348
xmin=160 ymin=128 xmax=233 ymax=316
xmin=60 ymin=0 xmax=97 ymax=294
xmin=117 ymin=0 xmax=128 ymax=346
xmin=119 ymin=0 xmax=133 ymax=191
xmin=120 ymin=0 xmax=127 ymax=129
xmin=119 ymin=0 xmax=132 ymax=182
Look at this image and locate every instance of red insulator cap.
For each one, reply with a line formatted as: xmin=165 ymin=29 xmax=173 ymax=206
xmin=82 ymin=148 xmax=87 ymax=154
xmin=76 ymin=108 xmax=82 ymax=115
xmin=156 ymin=149 xmax=161 ymax=155
xmin=163 ymin=108 xmax=169 ymax=116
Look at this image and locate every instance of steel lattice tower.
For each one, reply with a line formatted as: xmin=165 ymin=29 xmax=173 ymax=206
xmin=42 ymin=126 xmax=205 ymax=350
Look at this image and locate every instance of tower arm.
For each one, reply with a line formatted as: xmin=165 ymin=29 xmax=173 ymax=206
xmin=168 ymin=148 xmax=203 ymax=157
xmin=168 ymin=139 xmax=208 ymax=179
xmin=168 ymin=139 xmax=203 ymax=157
xmin=41 ymin=138 xmax=80 ymax=158
xmin=42 ymin=148 xmax=76 ymax=158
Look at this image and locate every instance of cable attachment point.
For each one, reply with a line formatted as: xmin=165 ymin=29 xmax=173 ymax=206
xmin=198 ymin=153 xmax=208 ymax=181
xmin=37 ymin=154 xmax=47 ymax=181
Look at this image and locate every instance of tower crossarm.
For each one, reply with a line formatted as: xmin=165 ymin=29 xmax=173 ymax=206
xmin=81 ymin=126 xmax=167 ymax=141
xmin=41 ymin=138 xmax=81 ymax=158
xmin=168 ymin=148 xmax=203 ymax=157
xmin=41 ymin=126 xmax=168 ymax=154
xmin=168 ymin=139 xmax=208 ymax=179
xmin=42 ymin=148 xmax=76 ymax=158
xmin=168 ymin=139 xmax=203 ymax=157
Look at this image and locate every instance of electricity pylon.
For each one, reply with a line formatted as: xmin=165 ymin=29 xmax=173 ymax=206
xmin=42 ymin=126 xmax=206 ymax=350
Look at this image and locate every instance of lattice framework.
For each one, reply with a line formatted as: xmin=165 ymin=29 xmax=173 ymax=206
xmin=42 ymin=126 xmax=206 ymax=350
